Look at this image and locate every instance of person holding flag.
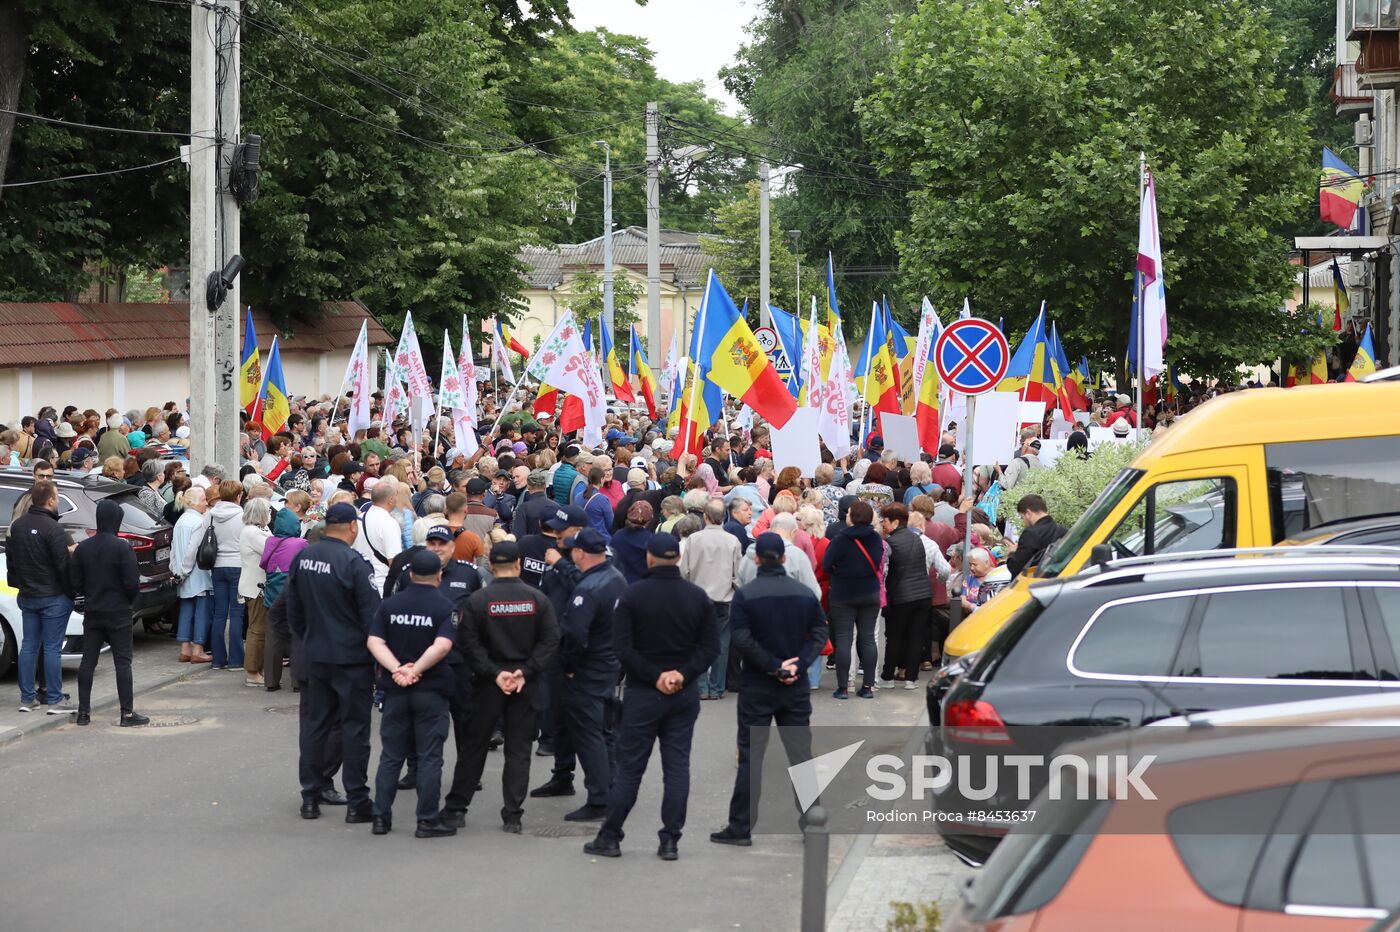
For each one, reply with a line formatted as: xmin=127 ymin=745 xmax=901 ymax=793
xmin=240 ymin=308 xmax=262 ymax=418
xmin=630 ymin=327 xmax=659 ymax=420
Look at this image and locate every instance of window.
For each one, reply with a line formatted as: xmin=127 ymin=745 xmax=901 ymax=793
xmin=1193 ymin=588 xmax=1354 ymax=680
xmin=1168 ymin=786 xmax=1291 ymax=906
xmin=1104 ymin=477 xmax=1235 ymax=560
xmin=1073 ymin=596 xmax=1191 ymax=677
xmin=1267 ymin=437 xmax=1400 ymax=542
xmin=964 ymin=798 xmax=1108 ymax=920
xmin=1372 ymin=587 xmax=1400 ymax=662
xmin=105 ymin=492 xmax=164 ymax=531
xmin=1039 ymin=469 xmax=1143 ymax=577
xmin=0 ymin=487 xmax=24 ymax=527
xmin=1287 ymin=775 xmax=1400 ymax=911
xmin=56 ymin=495 xmax=77 ymax=517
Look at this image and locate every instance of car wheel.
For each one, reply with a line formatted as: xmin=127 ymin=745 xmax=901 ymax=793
xmin=0 ymin=616 xmax=15 ymax=679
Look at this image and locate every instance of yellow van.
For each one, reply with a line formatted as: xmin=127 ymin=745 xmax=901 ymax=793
xmin=943 ymin=379 xmax=1400 ymax=658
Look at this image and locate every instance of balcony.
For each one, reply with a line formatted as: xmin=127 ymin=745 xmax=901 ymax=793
xmin=1350 ymin=0 xmax=1400 ymax=34
xmin=1351 ymin=0 xmax=1400 ymax=88
xmin=1333 ymin=62 xmax=1376 ymax=112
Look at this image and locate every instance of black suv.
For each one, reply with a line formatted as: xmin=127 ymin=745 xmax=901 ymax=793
xmin=0 ymin=471 xmax=178 ymax=623
xmin=927 ymin=547 xmax=1400 ymax=865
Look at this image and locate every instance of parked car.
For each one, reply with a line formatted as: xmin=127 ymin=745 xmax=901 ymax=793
xmin=1282 ymin=513 xmax=1400 ymax=548
xmin=942 ymin=381 xmax=1400 ymax=661
xmin=929 ymin=547 xmax=1400 ymax=865
xmin=0 ymin=551 xmax=95 ymax=679
xmin=0 ymin=471 xmax=178 ymax=625
xmin=946 ymin=692 xmax=1400 ymax=931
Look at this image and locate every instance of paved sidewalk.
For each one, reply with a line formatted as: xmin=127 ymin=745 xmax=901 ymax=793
xmin=0 ymin=629 xmax=215 ymax=747
xmin=828 ymin=833 xmax=973 ymax=930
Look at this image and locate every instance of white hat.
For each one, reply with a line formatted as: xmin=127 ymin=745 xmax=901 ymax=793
xmin=1115 ymin=393 xmax=1131 ymax=407
xmin=630 ymin=455 xmax=647 ymax=469
xmin=538 ymin=412 xmax=553 ymax=421
xmin=176 ymin=425 xmax=191 ymax=439
xmin=1112 ymin=419 xmax=1131 ymax=437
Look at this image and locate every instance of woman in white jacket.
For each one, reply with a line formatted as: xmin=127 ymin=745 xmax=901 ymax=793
xmin=206 ymin=480 xmax=246 ymax=670
xmin=174 ymin=486 xmax=214 ymax=663
xmin=238 ymin=498 xmax=272 ymax=688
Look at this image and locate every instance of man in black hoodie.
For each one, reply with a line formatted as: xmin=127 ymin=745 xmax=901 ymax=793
xmin=70 ymin=499 xmax=148 ymax=727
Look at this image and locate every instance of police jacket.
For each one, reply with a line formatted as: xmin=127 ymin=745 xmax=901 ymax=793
xmin=457 ymin=576 xmax=560 ymax=680
xmin=884 ymin=526 xmax=933 ymax=606
xmin=285 ymin=537 xmax=381 ymax=665
xmin=612 ymin=564 xmax=719 ymax=690
xmin=730 ymin=564 xmax=828 ymax=686
xmin=70 ymin=499 xmax=139 ymax=614
xmin=512 ymin=491 xmax=555 ymax=537
xmin=8 ymin=503 xmax=71 ymax=599
xmin=390 ymin=557 xmax=482 ymax=609
xmin=559 ymin=561 xmax=626 ymax=675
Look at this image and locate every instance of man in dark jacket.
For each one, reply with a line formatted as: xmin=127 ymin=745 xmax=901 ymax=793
xmin=547 ymin=528 xmax=626 ymax=822
xmin=70 ymin=499 xmax=147 ymax=726
xmin=445 ymin=542 xmax=559 ymax=832
xmin=285 ymin=502 xmax=382 ymax=822
xmin=712 ymin=533 xmax=828 ymax=845
xmin=11 ymin=480 xmax=75 ymax=714
xmin=1008 ymin=494 xmax=1066 ymax=579
xmin=511 ymin=470 xmax=555 ymax=537
xmin=584 ymin=533 xmax=719 ymax=860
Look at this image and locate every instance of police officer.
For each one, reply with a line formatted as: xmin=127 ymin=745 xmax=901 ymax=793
xmin=392 ymin=525 xmax=484 ymax=789
xmin=444 ymin=541 xmax=560 ymax=833
xmin=285 ymin=502 xmax=382 ymax=822
xmin=511 ymin=469 xmax=556 ymax=537
xmin=711 ymin=533 xmax=828 ymax=846
xmin=540 ymin=528 xmax=626 ymax=822
xmin=518 ymin=504 xmax=585 ymax=761
xmin=367 ymin=550 xmax=458 ymax=838
xmin=583 ymin=533 xmax=718 ymax=860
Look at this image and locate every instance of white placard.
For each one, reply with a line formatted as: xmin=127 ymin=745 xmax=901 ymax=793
xmin=770 ymin=407 xmax=822 ymax=477
xmin=968 ymin=392 xmax=1021 ymax=467
xmin=1037 ymin=438 xmax=1067 ymax=468
xmin=879 ymin=412 xmax=922 ymax=464
xmin=943 ymin=393 xmax=967 ymax=452
xmin=1017 ymin=400 xmax=1046 ymax=427
xmin=1049 ymin=409 xmax=1073 ymax=440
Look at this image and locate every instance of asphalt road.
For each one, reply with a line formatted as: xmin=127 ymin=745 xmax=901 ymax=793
xmin=0 ymin=651 xmax=927 ymax=932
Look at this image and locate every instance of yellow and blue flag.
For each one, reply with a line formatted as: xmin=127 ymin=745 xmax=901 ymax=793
xmin=600 ymin=325 xmax=635 ymax=402
xmin=240 ymin=307 xmax=261 ymax=416
xmin=1321 ymin=147 xmax=1364 ymax=230
xmin=691 ymin=270 xmax=797 ymax=430
xmin=630 ymin=327 xmax=659 ymax=419
xmin=259 ymin=336 xmax=290 ymax=441
xmin=1347 ymin=324 xmax=1377 ymax=382
xmin=855 ymin=300 xmax=900 ymax=416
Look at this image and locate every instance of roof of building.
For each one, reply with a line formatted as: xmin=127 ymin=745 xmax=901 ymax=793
xmin=518 ymin=226 xmax=706 ymax=289
xmin=0 ymin=299 xmax=392 ymax=368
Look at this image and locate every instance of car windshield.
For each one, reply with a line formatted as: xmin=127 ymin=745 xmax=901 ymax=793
xmin=1036 ymin=468 xmax=1143 ymax=578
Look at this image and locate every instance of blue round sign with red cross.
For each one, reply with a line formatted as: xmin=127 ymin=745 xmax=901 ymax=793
xmin=934 ymin=318 xmax=1009 ymax=396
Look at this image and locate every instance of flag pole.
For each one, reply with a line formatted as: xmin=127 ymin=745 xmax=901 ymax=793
xmin=860 ymin=300 xmax=877 ymax=446
xmin=1135 ymin=152 xmax=1146 ymax=434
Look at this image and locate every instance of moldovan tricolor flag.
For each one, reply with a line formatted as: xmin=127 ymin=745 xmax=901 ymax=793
xmin=600 ymin=324 xmax=635 ymax=402
xmin=497 ymin=319 xmax=530 ymax=359
xmin=1347 ymin=324 xmax=1378 ymax=382
xmin=692 ymin=270 xmax=797 ymax=429
xmin=1331 ymin=259 xmax=1349 ymax=331
xmin=1320 ymin=147 xmax=1364 ymax=230
xmin=240 ymin=307 xmax=261 ymax=417
xmin=630 ymin=326 xmax=658 ymax=419
xmin=912 ymin=297 xmax=942 ymax=455
xmin=527 ymin=310 xmax=605 ymax=446
xmin=342 ymin=320 xmax=372 ymax=436
xmin=259 ymin=337 xmax=290 ymax=441
xmin=855 ymin=300 xmax=901 ymax=418
xmin=492 ymin=320 xmax=517 ymax=384
xmin=1137 ymin=164 xmax=1168 ymax=380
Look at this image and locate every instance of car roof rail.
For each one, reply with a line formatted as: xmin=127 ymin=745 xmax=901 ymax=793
xmin=1074 ymin=546 xmax=1400 ymax=587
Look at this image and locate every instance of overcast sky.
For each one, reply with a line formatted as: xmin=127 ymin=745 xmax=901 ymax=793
xmin=566 ymin=0 xmax=757 ymax=114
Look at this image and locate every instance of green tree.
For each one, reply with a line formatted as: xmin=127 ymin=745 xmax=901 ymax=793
xmin=862 ymin=0 xmax=1319 ymax=376
xmin=563 ymin=267 xmax=643 ymax=347
xmin=700 ymin=180 xmax=806 ymax=315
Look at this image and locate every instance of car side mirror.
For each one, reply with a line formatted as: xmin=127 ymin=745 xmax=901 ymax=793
xmin=1090 ymin=544 xmax=1113 ymax=568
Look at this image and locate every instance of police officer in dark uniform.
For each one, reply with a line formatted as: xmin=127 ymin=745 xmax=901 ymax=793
xmin=511 ymin=469 xmax=556 ymax=537
xmin=711 ymin=533 xmax=828 ymax=846
xmin=391 ymin=525 xmax=484 ymax=789
xmin=445 ymin=541 xmax=560 ymax=833
xmin=518 ymin=504 xmax=585 ymax=761
xmin=583 ymin=533 xmax=719 ymax=860
xmin=285 ymin=502 xmax=382 ymax=822
xmin=368 ymin=550 xmax=459 ymax=838
xmin=540 ymin=528 xmax=626 ymax=822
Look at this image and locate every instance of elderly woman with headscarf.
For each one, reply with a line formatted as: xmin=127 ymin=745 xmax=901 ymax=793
xmin=610 ymin=500 xmax=655 ymax=583
xmin=693 ymin=461 xmax=723 ymax=499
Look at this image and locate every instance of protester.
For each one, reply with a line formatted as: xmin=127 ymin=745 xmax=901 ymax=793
xmin=71 ymin=500 xmax=148 ymax=727
xmin=822 ymin=500 xmax=883 ymax=700
xmin=239 ymin=498 xmax=274 ymax=688
xmin=207 ymin=479 xmax=247 ymax=671
xmin=679 ymin=500 xmax=742 ymax=701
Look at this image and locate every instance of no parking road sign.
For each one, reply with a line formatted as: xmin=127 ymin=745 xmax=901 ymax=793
xmin=934 ymin=318 xmax=1009 ymax=396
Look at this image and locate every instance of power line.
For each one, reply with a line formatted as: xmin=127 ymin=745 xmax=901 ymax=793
xmin=0 ymin=149 xmax=203 ymax=189
xmin=0 ymin=108 xmax=213 ymax=140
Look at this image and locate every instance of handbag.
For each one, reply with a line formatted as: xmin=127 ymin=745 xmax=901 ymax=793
xmin=195 ymin=520 xmax=219 ymax=571
xmin=853 ymin=538 xmax=887 ymax=608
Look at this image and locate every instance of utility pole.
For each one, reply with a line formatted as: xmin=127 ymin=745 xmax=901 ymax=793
xmin=597 ymin=140 xmax=614 ymax=342
xmin=189 ymin=0 xmax=241 ymax=475
xmin=789 ymin=230 xmax=803 ymax=327
xmin=645 ymin=101 xmax=662 ymax=365
xmin=759 ymin=161 xmax=771 ymax=328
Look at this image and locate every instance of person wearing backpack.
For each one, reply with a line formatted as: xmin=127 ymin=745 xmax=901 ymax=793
xmin=260 ymin=526 xmax=309 ymax=692
xmin=174 ymin=486 xmax=214 ymax=664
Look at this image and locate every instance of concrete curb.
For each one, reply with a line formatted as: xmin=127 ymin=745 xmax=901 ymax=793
xmin=0 ymin=663 xmax=213 ymax=750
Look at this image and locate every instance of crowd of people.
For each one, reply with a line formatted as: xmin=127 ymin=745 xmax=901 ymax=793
xmin=9 ymin=378 xmax=1171 ymax=849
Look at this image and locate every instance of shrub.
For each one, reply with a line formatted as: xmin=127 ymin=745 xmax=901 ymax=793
xmin=1008 ymin=441 xmax=1146 ymax=533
